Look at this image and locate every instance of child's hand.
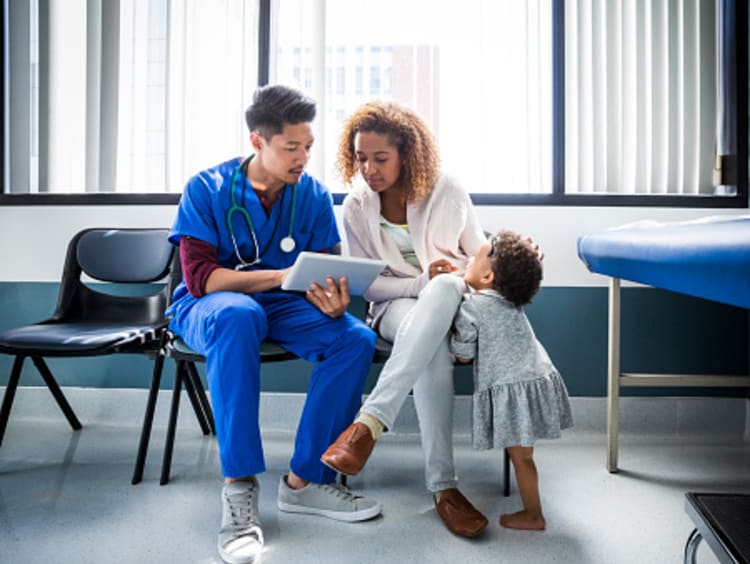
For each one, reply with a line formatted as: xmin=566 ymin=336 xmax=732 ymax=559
xmin=428 ymin=259 xmax=458 ymax=279
xmin=455 ymin=355 xmax=473 ymax=364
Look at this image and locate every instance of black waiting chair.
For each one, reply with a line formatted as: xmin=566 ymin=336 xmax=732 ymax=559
xmin=0 ymin=227 xmax=209 ymax=483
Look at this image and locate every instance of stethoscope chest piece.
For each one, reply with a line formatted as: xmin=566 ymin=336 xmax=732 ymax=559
xmin=279 ymin=236 xmax=296 ymax=253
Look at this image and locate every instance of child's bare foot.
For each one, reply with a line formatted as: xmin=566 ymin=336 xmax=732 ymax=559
xmin=499 ymin=510 xmax=546 ymax=531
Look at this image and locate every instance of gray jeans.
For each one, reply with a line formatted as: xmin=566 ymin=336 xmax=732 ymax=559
xmin=362 ymin=274 xmax=466 ymax=493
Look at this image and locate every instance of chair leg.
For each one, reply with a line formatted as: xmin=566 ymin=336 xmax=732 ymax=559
xmin=503 ymin=448 xmax=511 ymax=497
xmin=186 ymin=361 xmax=215 ymax=434
xmin=684 ymin=528 xmax=702 ymax=564
xmin=182 ymin=366 xmax=210 ymax=436
xmin=160 ymin=362 xmax=185 ymax=485
xmin=132 ymin=351 xmax=165 ymax=485
xmin=31 ymin=356 xmax=82 ymax=431
xmin=0 ymin=355 xmax=25 ymax=447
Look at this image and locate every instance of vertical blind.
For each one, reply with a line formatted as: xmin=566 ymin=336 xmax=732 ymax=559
xmin=565 ymin=0 xmax=717 ymax=195
xmin=7 ymin=0 xmax=259 ymax=194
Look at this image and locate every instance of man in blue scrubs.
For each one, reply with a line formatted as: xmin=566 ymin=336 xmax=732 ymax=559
xmin=168 ymin=84 xmax=380 ymax=564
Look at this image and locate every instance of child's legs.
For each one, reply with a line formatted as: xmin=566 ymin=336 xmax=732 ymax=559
xmin=507 ymin=446 xmax=542 ymax=514
xmin=502 ymin=446 xmax=546 ymax=530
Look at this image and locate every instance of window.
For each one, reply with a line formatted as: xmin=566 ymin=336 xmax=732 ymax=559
xmin=272 ymin=0 xmax=745 ymax=205
xmin=274 ymin=0 xmax=554 ymax=196
xmin=2 ymin=0 xmax=746 ymax=206
xmin=3 ymin=0 xmax=259 ymax=197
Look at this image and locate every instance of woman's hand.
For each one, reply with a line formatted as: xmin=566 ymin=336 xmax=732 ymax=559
xmin=428 ymin=259 xmax=458 ymax=279
xmin=524 ymin=236 xmax=545 ymax=262
xmin=306 ymin=276 xmax=351 ymax=318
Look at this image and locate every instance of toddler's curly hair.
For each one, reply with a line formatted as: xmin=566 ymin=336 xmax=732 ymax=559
xmin=489 ymin=230 xmax=543 ymax=307
xmin=336 ymin=101 xmax=440 ymax=203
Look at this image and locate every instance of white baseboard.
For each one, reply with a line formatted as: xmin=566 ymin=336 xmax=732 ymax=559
xmin=2 ymin=386 xmax=749 ymax=437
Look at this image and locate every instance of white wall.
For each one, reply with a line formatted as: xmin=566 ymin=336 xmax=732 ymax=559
xmin=0 ymin=204 xmax=746 ymax=285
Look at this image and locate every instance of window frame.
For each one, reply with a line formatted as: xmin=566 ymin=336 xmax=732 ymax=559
xmin=0 ymin=0 xmax=746 ymax=208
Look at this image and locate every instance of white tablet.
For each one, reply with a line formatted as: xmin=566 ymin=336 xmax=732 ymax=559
xmin=281 ymin=252 xmax=386 ymax=295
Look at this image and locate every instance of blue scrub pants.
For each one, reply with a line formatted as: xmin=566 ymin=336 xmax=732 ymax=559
xmin=169 ymin=289 xmax=376 ymax=483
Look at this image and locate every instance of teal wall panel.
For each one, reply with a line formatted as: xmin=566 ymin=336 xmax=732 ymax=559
xmin=0 ymin=282 xmax=747 ymax=397
xmin=526 ymin=287 xmax=748 ymax=397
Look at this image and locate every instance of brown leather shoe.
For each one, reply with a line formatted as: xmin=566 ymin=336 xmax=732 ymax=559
xmin=321 ymin=422 xmax=376 ymax=476
xmin=434 ymin=489 xmax=488 ymax=538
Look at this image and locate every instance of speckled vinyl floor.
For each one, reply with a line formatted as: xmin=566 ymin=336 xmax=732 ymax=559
xmin=1 ymin=409 xmax=748 ymax=563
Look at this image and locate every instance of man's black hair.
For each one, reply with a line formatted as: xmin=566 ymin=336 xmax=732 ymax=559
xmin=245 ymin=84 xmax=316 ymax=139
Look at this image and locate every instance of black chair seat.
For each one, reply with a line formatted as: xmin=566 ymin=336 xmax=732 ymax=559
xmin=0 ymin=321 xmax=166 ymax=354
xmin=373 ymin=336 xmax=393 ymax=364
xmin=169 ymin=336 xmax=297 ymax=363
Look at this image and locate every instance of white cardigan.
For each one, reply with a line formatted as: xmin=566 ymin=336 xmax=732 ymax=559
xmin=342 ymin=174 xmax=487 ymax=325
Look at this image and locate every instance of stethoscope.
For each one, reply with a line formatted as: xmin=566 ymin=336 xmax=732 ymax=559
xmin=227 ymin=155 xmax=297 ymax=269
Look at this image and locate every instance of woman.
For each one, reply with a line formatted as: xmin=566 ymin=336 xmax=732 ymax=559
xmin=321 ymin=101 xmax=488 ymax=537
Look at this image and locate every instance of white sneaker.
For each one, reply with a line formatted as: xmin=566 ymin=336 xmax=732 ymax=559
xmin=277 ymin=475 xmax=382 ymax=522
xmin=218 ymin=479 xmax=264 ymax=564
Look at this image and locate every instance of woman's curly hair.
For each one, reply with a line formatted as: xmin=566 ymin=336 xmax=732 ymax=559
xmin=336 ymin=101 xmax=440 ymax=202
xmin=489 ymin=230 xmax=543 ymax=307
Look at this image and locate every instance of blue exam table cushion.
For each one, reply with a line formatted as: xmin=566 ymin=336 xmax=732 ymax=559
xmin=577 ymin=216 xmax=750 ymax=309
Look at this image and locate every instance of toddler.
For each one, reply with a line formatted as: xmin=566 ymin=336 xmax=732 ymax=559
xmin=450 ymin=230 xmax=573 ymax=530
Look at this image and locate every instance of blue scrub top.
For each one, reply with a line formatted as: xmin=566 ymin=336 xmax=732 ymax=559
xmin=168 ymin=156 xmax=340 ymax=303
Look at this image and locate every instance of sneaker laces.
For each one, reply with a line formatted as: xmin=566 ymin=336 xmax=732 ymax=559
xmin=319 ymin=481 xmax=362 ymax=502
xmin=225 ymin=487 xmax=260 ymax=532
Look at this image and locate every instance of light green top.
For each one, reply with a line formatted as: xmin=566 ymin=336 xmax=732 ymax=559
xmin=379 ymin=215 xmax=421 ymax=269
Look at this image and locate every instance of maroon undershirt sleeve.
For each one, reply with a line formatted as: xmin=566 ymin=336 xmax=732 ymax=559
xmin=180 ymin=237 xmax=221 ymax=298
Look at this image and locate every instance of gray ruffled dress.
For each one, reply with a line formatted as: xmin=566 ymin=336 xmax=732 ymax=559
xmin=450 ymin=289 xmax=573 ymax=450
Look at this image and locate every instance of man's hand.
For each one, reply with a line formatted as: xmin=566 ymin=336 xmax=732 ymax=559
xmin=306 ymin=276 xmax=350 ymax=318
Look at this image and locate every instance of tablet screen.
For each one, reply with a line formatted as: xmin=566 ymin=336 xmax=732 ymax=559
xmin=281 ymin=252 xmax=386 ymax=295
